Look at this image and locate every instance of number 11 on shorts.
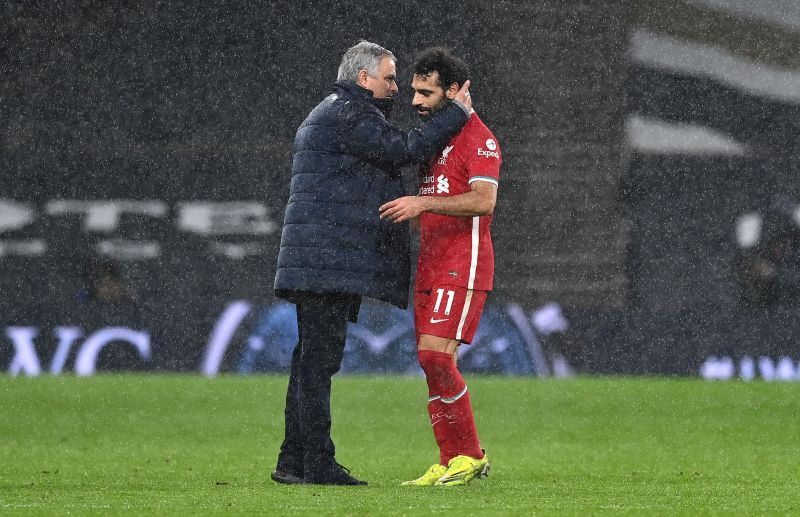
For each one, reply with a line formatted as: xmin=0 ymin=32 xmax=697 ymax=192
xmin=433 ymin=288 xmax=455 ymax=316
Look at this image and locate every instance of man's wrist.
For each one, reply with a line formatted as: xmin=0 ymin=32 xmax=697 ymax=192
xmin=419 ymin=196 xmax=434 ymax=213
xmin=451 ymin=99 xmax=472 ymax=116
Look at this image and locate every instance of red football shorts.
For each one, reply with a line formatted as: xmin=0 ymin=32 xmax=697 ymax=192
xmin=414 ymin=284 xmax=488 ymax=344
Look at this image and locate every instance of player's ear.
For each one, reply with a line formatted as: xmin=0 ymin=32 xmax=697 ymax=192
xmin=445 ymin=83 xmax=459 ymax=100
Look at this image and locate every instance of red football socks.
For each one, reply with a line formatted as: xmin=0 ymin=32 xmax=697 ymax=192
xmin=426 ymin=397 xmax=458 ymax=465
xmin=418 ymin=350 xmax=484 ymax=464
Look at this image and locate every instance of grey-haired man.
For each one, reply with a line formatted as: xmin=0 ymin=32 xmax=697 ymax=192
xmin=272 ymin=40 xmax=471 ymax=485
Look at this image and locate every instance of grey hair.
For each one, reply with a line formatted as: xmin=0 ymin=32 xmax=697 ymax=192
xmin=337 ymin=40 xmax=395 ymax=82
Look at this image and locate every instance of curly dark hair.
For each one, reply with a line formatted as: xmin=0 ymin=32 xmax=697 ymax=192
xmin=412 ymin=47 xmax=469 ymax=91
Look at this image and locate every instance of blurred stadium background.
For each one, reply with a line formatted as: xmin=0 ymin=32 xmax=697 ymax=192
xmin=2 ymin=0 xmax=800 ymax=379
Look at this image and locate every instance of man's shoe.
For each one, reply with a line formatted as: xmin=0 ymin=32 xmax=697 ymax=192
xmin=304 ymin=461 xmax=367 ymax=486
xmin=401 ymin=464 xmax=447 ymax=486
xmin=272 ymin=453 xmax=305 ymax=484
xmin=434 ymin=451 xmax=490 ymax=486
xmin=270 ymin=469 xmax=306 ymax=484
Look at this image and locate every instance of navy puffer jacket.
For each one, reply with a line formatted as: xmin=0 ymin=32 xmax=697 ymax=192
xmin=274 ymin=81 xmax=468 ymax=308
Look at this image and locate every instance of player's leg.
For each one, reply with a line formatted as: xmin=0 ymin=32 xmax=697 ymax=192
xmin=419 ymin=338 xmax=483 ymax=450
xmin=416 ymin=336 xmax=489 ymax=486
xmin=402 ymin=290 xmax=446 ymax=486
xmin=402 ymin=332 xmax=458 ymax=486
xmin=403 ymin=286 xmax=489 ymax=486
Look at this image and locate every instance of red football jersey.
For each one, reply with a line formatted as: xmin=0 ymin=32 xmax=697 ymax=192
xmin=416 ymin=113 xmax=501 ymax=292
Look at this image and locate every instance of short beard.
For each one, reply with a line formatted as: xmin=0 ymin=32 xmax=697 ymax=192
xmin=417 ymin=98 xmax=449 ymax=122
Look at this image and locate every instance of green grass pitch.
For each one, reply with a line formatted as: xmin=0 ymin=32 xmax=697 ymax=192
xmin=1 ymin=375 xmax=798 ymax=515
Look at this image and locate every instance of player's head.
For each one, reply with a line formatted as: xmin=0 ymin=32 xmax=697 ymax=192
xmin=338 ymin=40 xmax=398 ymax=99
xmin=411 ymin=47 xmax=469 ymax=121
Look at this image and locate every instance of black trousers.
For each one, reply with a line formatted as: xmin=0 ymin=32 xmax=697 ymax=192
xmin=278 ymin=291 xmax=360 ymax=471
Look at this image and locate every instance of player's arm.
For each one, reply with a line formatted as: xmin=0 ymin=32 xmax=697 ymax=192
xmin=379 ymin=180 xmax=497 ymax=223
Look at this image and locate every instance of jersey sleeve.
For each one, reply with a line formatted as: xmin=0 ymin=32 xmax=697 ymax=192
xmin=465 ymin=130 xmax=501 ymax=187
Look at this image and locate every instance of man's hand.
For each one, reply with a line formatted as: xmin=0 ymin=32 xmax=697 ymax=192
xmin=379 ymin=196 xmax=428 ymax=223
xmin=453 ymin=80 xmax=472 ymax=111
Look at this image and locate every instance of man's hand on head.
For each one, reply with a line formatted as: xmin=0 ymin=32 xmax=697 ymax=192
xmin=453 ymin=79 xmax=472 ymax=112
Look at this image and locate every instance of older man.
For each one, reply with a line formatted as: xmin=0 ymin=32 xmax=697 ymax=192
xmin=272 ymin=40 xmax=471 ymax=486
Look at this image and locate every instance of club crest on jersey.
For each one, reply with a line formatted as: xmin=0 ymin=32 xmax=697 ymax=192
xmin=438 ymin=144 xmax=454 ymax=165
xmin=436 ymin=174 xmax=449 ymax=194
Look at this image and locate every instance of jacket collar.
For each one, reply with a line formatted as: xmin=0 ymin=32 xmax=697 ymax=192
xmin=334 ymin=81 xmax=394 ymax=117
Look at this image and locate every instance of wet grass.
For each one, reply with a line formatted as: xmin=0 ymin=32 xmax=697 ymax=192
xmin=1 ymin=375 xmax=798 ymax=515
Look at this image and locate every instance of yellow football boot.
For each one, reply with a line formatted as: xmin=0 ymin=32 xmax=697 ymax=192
xmin=401 ymin=463 xmax=447 ymax=486
xmin=434 ymin=451 xmax=490 ymax=486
